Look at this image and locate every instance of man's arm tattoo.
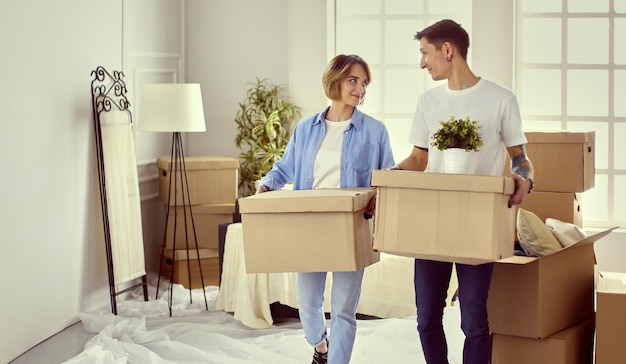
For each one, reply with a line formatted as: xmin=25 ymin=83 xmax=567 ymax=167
xmin=511 ymin=145 xmax=533 ymax=179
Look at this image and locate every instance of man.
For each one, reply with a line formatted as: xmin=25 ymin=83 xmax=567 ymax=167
xmin=393 ymin=19 xmax=534 ymax=364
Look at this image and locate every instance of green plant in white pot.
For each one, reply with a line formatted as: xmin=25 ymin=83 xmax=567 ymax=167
xmin=235 ymin=78 xmax=301 ymax=196
xmin=431 ymin=116 xmax=483 ymax=173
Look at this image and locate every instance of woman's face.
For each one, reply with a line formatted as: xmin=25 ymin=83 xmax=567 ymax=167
xmin=338 ymin=63 xmax=369 ymax=107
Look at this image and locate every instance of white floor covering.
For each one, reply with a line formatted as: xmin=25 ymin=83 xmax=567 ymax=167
xmin=63 ymin=275 xmax=465 ymax=364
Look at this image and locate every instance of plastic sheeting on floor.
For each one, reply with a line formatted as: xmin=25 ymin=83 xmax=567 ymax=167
xmin=64 ymin=275 xmax=465 ymax=364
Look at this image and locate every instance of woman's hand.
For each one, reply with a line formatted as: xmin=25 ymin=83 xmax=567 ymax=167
xmin=256 ymin=185 xmax=271 ymax=194
xmin=365 ymin=193 xmax=377 ymax=218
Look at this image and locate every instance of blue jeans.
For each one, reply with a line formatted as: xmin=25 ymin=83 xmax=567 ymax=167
xmin=297 ymin=270 xmax=364 ymax=364
xmin=414 ymin=259 xmax=494 ymax=364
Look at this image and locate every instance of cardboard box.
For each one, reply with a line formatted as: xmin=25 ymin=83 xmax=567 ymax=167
xmin=239 ymin=188 xmax=378 ymax=273
xmin=518 ymin=191 xmax=582 ymax=227
xmin=491 ymin=314 xmax=595 ymax=364
xmin=160 ymin=248 xmax=219 ymax=289
xmin=595 ymin=272 xmax=626 ymax=364
xmin=157 ymin=156 xmax=239 ymax=206
xmin=504 ymin=131 xmax=595 ymax=192
xmin=488 ymin=228 xmax=615 ymax=339
xmin=165 ymin=203 xmax=235 ymax=250
xmin=371 ymin=170 xmax=515 ymax=265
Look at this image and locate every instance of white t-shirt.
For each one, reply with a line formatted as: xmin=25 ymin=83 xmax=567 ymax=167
xmin=313 ymin=119 xmax=351 ymax=189
xmin=408 ymin=78 xmax=528 ymax=176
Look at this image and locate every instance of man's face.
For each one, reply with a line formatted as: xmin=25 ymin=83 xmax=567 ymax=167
xmin=419 ymin=37 xmax=450 ymax=81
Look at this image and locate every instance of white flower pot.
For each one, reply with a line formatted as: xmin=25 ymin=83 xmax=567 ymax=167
xmin=443 ymin=148 xmax=478 ymax=174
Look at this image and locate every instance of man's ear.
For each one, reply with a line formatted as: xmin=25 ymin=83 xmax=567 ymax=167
xmin=443 ymin=41 xmax=453 ymax=60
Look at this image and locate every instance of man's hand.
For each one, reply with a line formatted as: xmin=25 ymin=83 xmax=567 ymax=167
xmin=508 ymin=174 xmax=532 ymax=207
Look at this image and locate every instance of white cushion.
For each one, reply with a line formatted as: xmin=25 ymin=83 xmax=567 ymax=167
xmin=546 ymin=218 xmax=587 ymax=247
xmin=517 ymin=209 xmax=563 ymax=257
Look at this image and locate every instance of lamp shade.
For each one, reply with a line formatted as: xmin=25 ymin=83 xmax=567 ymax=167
xmin=136 ymin=83 xmax=206 ymax=132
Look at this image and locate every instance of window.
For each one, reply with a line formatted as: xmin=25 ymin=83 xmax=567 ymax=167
xmin=516 ymin=0 xmax=626 ymax=227
xmin=333 ymin=0 xmax=472 ymax=160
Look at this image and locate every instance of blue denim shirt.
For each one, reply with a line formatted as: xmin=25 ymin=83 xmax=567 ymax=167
xmin=259 ymin=107 xmax=395 ymax=190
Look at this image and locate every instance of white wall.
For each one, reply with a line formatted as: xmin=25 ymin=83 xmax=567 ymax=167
xmin=185 ymin=0 xmax=289 ymax=158
xmin=0 ymin=1 xmax=122 ymax=362
xmin=0 ymin=0 xmax=184 ymax=362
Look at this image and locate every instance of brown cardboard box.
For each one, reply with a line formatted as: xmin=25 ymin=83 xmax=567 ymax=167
xmin=504 ymin=131 xmax=595 ymax=192
xmin=518 ymin=191 xmax=582 ymax=227
xmin=371 ymin=170 xmax=515 ymax=265
xmin=239 ymin=188 xmax=378 ymax=273
xmin=491 ymin=314 xmax=595 ymax=364
xmin=595 ymin=272 xmax=626 ymax=364
xmin=488 ymin=228 xmax=615 ymax=339
xmin=157 ymin=156 xmax=239 ymax=206
xmin=164 ymin=203 xmax=235 ymax=250
xmin=160 ymin=248 xmax=219 ymax=289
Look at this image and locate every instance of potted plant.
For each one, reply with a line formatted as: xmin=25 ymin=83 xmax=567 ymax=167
xmin=431 ymin=116 xmax=483 ymax=152
xmin=431 ymin=116 xmax=483 ymax=174
xmin=234 ymin=77 xmax=301 ymax=196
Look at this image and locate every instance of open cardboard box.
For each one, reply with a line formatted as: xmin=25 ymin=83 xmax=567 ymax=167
xmin=371 ymin=170 xmax=516 ymax=265
xmin=488 ymin=227 xmax=617 ymax=339
xmin=239 ymin=188 xmax=378 ymax=273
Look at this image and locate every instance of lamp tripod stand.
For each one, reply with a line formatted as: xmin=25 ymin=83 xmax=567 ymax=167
xmin=155 ymin=132 xmax=209 ymax=316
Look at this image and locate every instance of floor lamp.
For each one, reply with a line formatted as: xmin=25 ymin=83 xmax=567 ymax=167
xmin=136 ymin=83 xmax=209 ymax=316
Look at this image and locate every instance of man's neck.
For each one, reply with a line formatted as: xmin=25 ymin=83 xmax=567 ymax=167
xmin=447 ymin=64 xmax=480 ymax=90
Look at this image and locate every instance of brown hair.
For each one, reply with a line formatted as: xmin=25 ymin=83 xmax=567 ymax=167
xmin=414 ymin=19 xmax=470 ymax=60
xmin=322 ymin=54 xmax=371 ymax=102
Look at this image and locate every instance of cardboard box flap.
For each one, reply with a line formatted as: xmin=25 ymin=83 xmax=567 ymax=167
xmin=525 ymin=131 xmax=595 ymax=144
xmin=371 ymin=170 xmax=514 ymax=194
xmin=560 ymin=227 xmax=617 ymax=250
xmin=157 ymin=156 xmax=240 ymax=170
xmin=597 ymin=271 xmax=626 ymax=293
xmin=497 ymin=227 xmax=617 ymax=265
xmin=164 ymin=248 xmax=219 ymax=260
xmin=495 ymin=255 xmax=537 ymax=264
xmin=239 ymin=188 xmax=375 ymax=213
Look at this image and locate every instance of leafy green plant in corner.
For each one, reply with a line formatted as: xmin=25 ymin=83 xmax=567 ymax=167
xmin=235 ymin=77 xmax=301 ymax=196
xmin=431 ymin=116 xmax=484 ymax=152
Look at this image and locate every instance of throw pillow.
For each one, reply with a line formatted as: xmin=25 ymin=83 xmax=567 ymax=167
xmin=546 ymin=218 xmax=587 ymax=247
xmin=517 ymin=209 xmax=563 ymax=257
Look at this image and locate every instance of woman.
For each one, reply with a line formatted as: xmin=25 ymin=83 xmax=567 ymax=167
xmin=256 ymin=54 xmax=395 ymax=364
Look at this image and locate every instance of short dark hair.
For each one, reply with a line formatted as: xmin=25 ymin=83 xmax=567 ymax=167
xmin=414 ymin=19 xmax=470 ymax=60
xmin=322 ymin=54 xmax=371 ymax=102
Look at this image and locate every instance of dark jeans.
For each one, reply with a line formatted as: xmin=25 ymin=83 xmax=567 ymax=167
xmin=414 ymin=259 xmax=494 ymax=364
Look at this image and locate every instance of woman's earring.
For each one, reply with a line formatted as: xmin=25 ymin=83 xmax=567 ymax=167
xmin=446 ymin=56 xmax=451 ymax=62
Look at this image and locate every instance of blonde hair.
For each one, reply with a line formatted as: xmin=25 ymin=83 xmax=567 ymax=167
xmin=322 ymin=54 xmax=371 ymax=102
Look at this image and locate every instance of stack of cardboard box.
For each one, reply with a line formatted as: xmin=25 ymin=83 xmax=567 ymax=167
xmin=489 ymin=131 xmax=609 ymax=364
xmin=509 ymin=131 xmax=595 ymax=229
xmin=157 ymin=156 xmax=239 ymax=288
